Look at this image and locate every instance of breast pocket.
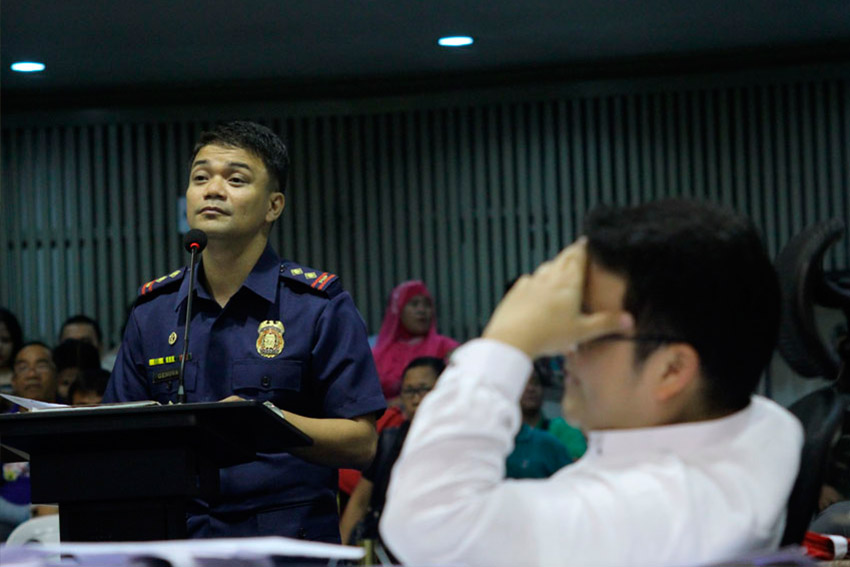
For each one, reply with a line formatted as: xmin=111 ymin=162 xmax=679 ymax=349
xmin=231 ymin=358 xmax=303 ymax=407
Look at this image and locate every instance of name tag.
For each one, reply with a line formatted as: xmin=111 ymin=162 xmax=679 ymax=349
xmin=152 ymin=369 xmax=180 ymax=383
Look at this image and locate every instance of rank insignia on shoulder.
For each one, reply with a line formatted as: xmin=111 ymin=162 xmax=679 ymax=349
xmin=280 ymin=263 xmax=341 ymax=297
xmin=257 ymin=320 xmax=285 ymax=358
xmin=139 ymin=268 xmax=185 ymax=297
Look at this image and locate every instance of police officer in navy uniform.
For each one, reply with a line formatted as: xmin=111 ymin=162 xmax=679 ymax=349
xmin=104 ymin=121 xmax=386 ymax=542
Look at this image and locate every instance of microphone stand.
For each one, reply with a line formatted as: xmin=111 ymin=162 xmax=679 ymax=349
xmin=177 ymin=243 xmax=201 ymax=404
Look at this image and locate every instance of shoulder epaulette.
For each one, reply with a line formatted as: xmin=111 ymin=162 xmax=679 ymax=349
xmin=280 ymin=263 xmax=341 ymax=298
xmin=138 ymin=268 xmax=186 ymax=298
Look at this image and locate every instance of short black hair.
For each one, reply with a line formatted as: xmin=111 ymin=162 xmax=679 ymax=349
xmin=584 ymin=199 xmax=780 ymax=413
xmin=403 ymin=356 xmax=447 ymax=380
xmin=53 ymin=339 xmax=101 ymax=372
xmin=67 ymin=367 xmax=110 ymax=402
xmin=0 ymin=308 xmax=24 ymax=363
xmin=191 ymin=121 xmax=290 ymax=195
xmin=60 ymin=314 xmax=103 ymax=344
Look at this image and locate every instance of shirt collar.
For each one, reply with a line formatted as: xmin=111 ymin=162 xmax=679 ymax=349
xmin=585 ymin=396 xmax=761 ymax=459
xmin=241 ymin=244 xmax=281 ymax=303
xmin=173 ymin=243 xmax=280 ymax=310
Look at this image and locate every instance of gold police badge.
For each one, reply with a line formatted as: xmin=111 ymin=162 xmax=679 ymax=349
xmin=256 ymin=320 xmax=285 ymax=358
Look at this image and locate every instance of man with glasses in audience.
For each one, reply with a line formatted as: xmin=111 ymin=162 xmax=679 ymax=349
xmin=382 ymin=199 xmax=803 ymax=567
xmin=9 ymin=342 xmax=58 ymax=405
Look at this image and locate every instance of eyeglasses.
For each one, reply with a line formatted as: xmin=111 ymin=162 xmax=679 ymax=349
xmin=400 ymin=386 xmax=434 ymax=398
xmin=575 ymin=333 xmax=685 ymax=353
xmin=13 ymin=360 xmax=54 ymax=374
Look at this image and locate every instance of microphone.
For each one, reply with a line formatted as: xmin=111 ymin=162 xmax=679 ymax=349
xmin=183 ymin=229 xmax=208 ymax=254
xmin=178 ymin=229 xmax=207 ymax=403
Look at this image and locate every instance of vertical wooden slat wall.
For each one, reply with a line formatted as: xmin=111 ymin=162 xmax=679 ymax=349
xmin=2 ymin=73 xmax=849 ymax=351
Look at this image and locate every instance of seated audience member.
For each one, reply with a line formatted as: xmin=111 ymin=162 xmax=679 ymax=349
xmin=67 ymin=367 xmax=111 ymax=406
xmin=381 ymin=200 xmax=803 ymax=567
xmin=53 ymin=339 xmax=101 ymax=403
xmin=340 ymin=356 xmax=445 ymax=549
xmin=8 ymin=342 xmax=58 ymax=405
xmin=0 ymin=342 xmax=58 ymax=539
xmin=506 ymin=364 xmax=572 ymax=480
xmin=59 ymin=314 xmax=103 ymax=356
xmin=520 ymin=368 xmax=587 ymax=460
xmin=372 ymin=281 xmax=458 ymax=400
xmin=0 ymin=309 xmax=24 ymax=411
xmin=59 ymin=314 xmax=115 ymax=369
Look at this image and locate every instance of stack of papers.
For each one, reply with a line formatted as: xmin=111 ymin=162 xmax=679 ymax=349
xmin=0 ymin=394 xmax=159 ymax=412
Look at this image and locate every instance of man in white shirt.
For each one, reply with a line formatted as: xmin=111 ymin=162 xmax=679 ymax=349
xmin=381 ymin=199 xmax=804 ymax=567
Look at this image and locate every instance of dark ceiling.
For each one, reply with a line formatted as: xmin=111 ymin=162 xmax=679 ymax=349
xmin=3 ymin=0 xmax=850 ymax=107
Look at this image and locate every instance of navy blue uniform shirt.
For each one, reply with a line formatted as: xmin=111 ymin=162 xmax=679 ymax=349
xmin=104 ymin=244 xmax=386 ymax=541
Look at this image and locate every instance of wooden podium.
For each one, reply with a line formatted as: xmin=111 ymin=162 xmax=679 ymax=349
xmin=0 ymin=401 xmax=311 ymax=542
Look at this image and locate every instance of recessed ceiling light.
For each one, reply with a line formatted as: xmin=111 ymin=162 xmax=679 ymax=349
xmin=438 ymin=36 xmax=474 ymax=47
xmin=11 ymin=61 xmax=46 ymax=72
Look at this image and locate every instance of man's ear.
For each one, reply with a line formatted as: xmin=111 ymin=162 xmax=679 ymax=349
xmin=652 ymin=343 xmax=701 ymax=403
xmin=267 ymin=192 xmax=285 ymax=223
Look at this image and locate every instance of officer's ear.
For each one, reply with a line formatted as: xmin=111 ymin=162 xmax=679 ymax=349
xmin=267 ymin=192 xmax=285 ymax=223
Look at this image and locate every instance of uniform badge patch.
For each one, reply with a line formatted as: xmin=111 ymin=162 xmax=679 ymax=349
xmin=168 ymin=331 xmax=178 ymax=345
xmin=256 ymin=320 xmax=285 ymax=358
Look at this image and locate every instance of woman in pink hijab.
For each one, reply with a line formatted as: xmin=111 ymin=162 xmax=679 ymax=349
xmin=372 ymin=280 xmax=458 ymax=400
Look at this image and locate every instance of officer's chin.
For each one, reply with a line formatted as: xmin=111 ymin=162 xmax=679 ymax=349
xmin=188 ymin=222 xmax=227 ymax=239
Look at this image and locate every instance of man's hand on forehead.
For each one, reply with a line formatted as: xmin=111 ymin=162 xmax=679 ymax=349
xmin=483 ymin=238 xmax=633 ymax=357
